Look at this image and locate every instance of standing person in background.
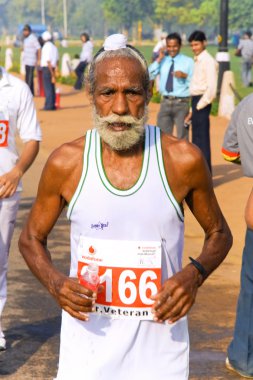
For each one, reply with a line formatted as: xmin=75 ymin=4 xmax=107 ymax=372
xmin=74 ymin=33 xmax=93 ymax=90
xmin=235 ymin=31 xmax=253 ymax=87
xmin=222 ymin=94 xmax=253 ymax=378
xmin=149 ymin=32 xmax=194 ymax=140
xmin=41 ymin=31 xmax=59 ymax=111
xmin=188 ymin=30 xmax=218 ymax=172
xmin=0 ymin=63 xmax=41 ymax=351
xmin=22 ymin=24 xmax=41 ymax=96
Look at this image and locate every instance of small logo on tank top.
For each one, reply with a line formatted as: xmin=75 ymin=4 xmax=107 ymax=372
xmin=91 ymin=221 xmax=109 ymax=231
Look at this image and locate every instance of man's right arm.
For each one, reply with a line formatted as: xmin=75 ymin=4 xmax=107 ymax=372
xmin=245 ymin=188 xmax=253 ymax=229
xmin=18 ymin=142 xmax=96 ymax=321
xmin=148 ymin=49 xmax=166 ymax=80
xmin=222 ymin=103 xmax=241 ymax=164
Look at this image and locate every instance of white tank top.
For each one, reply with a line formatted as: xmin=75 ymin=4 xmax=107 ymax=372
xmin=55 ymin=126 xmax=189 ymax=380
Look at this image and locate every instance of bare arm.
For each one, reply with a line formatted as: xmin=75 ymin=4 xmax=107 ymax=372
xmin=19 ymin=139 xmax=96 ymax=321
xmin=152 ymin=136 xmax=232 ymax=323
xmin=0 ymin=140 xmax=39 ymax=198
xmin=37 ymin=48 xmax=41 ymax=66
xmin=245 ymin=188 xmax=253 ymax=229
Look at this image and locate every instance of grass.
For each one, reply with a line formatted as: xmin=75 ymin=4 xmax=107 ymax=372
xmin=0 ymin=42 xmax=251 ymax=114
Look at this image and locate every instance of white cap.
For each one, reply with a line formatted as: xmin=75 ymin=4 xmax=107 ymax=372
xmin=42 ymin=31 xmax=52 ymax=41
xmin=103 ymin=34 xmax=127 ymax=51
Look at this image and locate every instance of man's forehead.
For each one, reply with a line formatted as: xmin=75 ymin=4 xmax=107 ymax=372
xmin=95 ymin=57 xmax=144 ymax=84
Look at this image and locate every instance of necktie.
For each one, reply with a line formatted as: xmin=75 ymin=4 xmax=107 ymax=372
xmin=166 ymin=59 xmax=174 ymax=93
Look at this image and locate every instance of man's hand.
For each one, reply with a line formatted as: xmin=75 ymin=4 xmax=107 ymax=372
xmin=151 ymin=265 xmax=200 ymax=324
xmin=184 ymin=111 xmax=192 ymax=125
xmin=52 ymin=274 xmax=99 ymax=321
xmin=173 ymin=71 xmax=187 ymax=79
xmin=157 ymin=48 xmax=166 ymax=63
xmin=0 ymin=167 xmax=22 ymax=198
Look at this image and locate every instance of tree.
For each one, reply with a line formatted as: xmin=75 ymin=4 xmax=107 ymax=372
xmin=102 ymin=0 xmax=155 ymax=33
xmin=154 ymin=0 xmax=219 ymax=27
xmin=229 ymin=0 xmax=253 ymax=30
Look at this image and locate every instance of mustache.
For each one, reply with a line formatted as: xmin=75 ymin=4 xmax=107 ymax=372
xmin=93 ymin=112 xmax=145 ymax=128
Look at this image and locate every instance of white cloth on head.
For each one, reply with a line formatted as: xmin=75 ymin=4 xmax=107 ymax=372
xmin=42 ymin=31 xmax=52 ymax=42
xmin=103 ymin=34 xmax=127 ymax=51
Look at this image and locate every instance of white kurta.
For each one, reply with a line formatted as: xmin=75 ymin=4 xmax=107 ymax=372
xmin=55 ymin=126 xmax=189 ymax=380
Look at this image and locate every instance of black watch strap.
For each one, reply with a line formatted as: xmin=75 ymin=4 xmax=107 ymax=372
xmin=189 ymin=256 xmax=207 ymax=279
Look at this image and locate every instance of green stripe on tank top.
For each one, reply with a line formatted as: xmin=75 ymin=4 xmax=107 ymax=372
xmin=155 ymin=128 xmax=184 ymax=222
xmin=95 ymin=126 xmax=151 ymax=197
xmin=67 ymin=130 xmax=92 ymax=219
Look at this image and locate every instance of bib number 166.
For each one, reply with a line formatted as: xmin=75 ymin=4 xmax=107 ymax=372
xmin=97 ymin=267 xmax=161 ymax=308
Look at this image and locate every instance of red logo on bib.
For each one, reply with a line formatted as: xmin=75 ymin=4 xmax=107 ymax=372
xmin=89 ymin=246 xmax=95 ymax=255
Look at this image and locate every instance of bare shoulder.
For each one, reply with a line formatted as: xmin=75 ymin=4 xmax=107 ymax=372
xmin=161 ymin=133 xmax=212 ymax=203
xmin=47 ymin=135 xmax=85 ymax=172
xmin=38 ymin=135 xmax=86 ymax=203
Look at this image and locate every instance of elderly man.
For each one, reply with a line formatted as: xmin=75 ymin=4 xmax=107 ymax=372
xmin=0 ymin=64 xmax=41 ymax=350
xmin=19 ymin=34 xmax=232 ymax=379
xmin=222 ymin=94 xmax=253 ymax=378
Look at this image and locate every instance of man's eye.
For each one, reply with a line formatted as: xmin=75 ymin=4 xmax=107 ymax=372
xmin=101 ymin=90 xmax=114 ymax=96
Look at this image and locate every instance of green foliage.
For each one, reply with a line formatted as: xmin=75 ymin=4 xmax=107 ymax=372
xmin=229 ymin=0 xmax=253 ymax=30
xmin=155 ymin=0 xmax=219 ymax=26
xmin=102 ymin=0 xmax=155 ymax=31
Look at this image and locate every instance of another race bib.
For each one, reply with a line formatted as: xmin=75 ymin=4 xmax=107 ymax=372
xmin=0 ymin=120 xmax=9 ymax=147
xmin=77 ymin=236 xmax=162 ymax=320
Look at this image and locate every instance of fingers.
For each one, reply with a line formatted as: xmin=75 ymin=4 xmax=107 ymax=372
xmin=0 ymin=183 xmax=15 ymax=198
xmin=152 ymin=292 xmax=193 ymax=324
xmin=151 ymin=279 xmax=196 ymax=324
xmin=57 ymin=278 xmax=98 ymax=321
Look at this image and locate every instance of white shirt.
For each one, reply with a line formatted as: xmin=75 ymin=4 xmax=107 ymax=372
xmin=41 ymin=41 xmax=59 ymax=68
xmin=190 ymin=49 xmax=218 ymax=110
xmin=238 ymin=38 xmax=253 ymax=61
xmin=80 ymin=40 xmax=93 ymax=63
xmin=55 ymin=127 xmax=188 ymax=380
xmin=23 ymin=33 xmax=41 ymax=66
xmin=0 ymin=68 xmax=42 ymax=191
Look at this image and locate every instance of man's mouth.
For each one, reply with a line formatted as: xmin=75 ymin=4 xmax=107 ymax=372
xmin=108 ymin=122 xmax=132 ymax=131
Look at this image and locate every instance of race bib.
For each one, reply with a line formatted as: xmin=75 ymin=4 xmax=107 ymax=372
xmin=77 ymin=236 xmax=162 ymax=320
xmin=0 ymin=120 xmax=9 ymax=147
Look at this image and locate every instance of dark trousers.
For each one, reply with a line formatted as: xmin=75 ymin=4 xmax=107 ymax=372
xmin=228 ymin=228 xmax=253 ymax=376
xmin=74 ymin=61 xmax=88 ymax=90
xmin=191 ymin=95 xmax=212 ymax=172
xmin=25 ymin=65 xmax=35 ymax=95
xmin=42 ymin=67 xmax=56 ymax=110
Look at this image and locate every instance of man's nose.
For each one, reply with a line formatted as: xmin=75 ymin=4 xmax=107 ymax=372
xmin=112 ymin=93 xmax=129 ymax=115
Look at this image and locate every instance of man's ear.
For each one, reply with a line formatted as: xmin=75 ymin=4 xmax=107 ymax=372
xmin=146 ymin=81 xmax=153 ymax=104
xmin=85 ymin=82 xmax=94 ymax=105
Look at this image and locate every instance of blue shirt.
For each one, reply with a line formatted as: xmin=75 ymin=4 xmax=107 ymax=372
xmin=149 ymin=53 xmax=194 ymax=97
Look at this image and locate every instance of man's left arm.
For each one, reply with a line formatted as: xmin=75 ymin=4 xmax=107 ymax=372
xmin=152 ymin=142 xmax=232 ymax=323
xmin=197 ymin=58 xmax=218 ymax=110
xmin=0 ymin=84 xmax=41 ymax=198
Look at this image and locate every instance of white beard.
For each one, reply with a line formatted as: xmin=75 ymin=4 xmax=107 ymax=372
xmin=93 ymin=106 xmax=148 ymax=151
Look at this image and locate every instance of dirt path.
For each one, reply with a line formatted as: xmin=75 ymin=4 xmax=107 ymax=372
xmin=0 ymin=83 xmax=251 ymax=379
